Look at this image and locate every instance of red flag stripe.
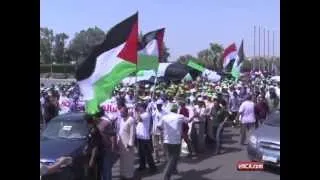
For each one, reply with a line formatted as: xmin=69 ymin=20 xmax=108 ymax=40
xmin=117 ymin=22 xmax=138 ymax=64
xmin=223 ymin=43 xmax=237 ymax=60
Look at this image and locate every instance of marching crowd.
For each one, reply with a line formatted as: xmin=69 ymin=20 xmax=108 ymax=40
xmin=40 ymin=73 xmax=280 ymax=180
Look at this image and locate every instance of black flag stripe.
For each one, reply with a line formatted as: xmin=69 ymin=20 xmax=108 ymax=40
xmin=76 ymin=12 xmax=138 ymax=81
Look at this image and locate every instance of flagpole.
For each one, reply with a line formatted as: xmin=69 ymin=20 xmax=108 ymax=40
xmin=268 ymin=30 xmax=270 ymax=73
xmin=273 ymin=30 xmax=275 ymax=75
xmin=151 ymin=70 xmax=158 ymax=100
xmin=263 ymin=27 xmax=266 ymax=72
xmin=135 ymin=65 xmax=139 ymax=102
xmin=273 ymin=31 xmax=275 ymax=57
xmin=254 ymin=25 xmax=256 ymax=71
xmin=258 ymin=26 xmax=261 ymax=72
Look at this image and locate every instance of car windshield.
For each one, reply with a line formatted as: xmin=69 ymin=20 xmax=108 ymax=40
xmin=42 ymin=117 xmax=88 ymax=140
xmin=264 ymin=111 xmax=280 ymax=127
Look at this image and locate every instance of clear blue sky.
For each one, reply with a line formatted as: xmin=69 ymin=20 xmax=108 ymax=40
xmin=40 ymin=0 xmax=279 ymax=61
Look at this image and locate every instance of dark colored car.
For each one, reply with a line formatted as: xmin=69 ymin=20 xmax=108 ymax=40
xmin=247 ymin=110 xmax=280 ymax=167
xmin=40 ymin=113 xmax=98 ymax=180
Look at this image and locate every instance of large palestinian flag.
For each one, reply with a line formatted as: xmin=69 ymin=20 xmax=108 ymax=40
xmin=75 ymin=13 xmax=138 ymax=114
xmin=137 ymin=28 xmax=165 ymax=72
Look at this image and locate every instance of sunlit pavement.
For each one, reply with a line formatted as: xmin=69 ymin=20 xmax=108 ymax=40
xmin=111 ymin=126 xmax=280 ymax=180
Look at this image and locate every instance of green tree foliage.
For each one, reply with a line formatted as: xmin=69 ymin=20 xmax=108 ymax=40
xmin=240 ymin=59 xmax=252 ymax=72
xmin=68 ymin=26 xmax=105 ymax=64
xmin=177 ymin=54 xmax=196 ymax=64
xmin=40 ymin=27 xmax=54 ymax=64
xmin=196 ymin=43 xmax=223 ymax=71
xmin=209 ymin=43 xmax=224 ymax=70
xmin=53 ymin=33 xmax=69 ymax=64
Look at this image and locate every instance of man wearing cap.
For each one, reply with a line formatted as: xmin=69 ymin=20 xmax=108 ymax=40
xmin=151 ymin=99 xmax=168 ymax=163
xmin=157 ymin=104 xmax=185 ymax=180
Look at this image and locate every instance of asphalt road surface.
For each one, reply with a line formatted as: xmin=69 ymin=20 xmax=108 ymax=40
xmin=111 ymin=126 xmax=280 ymax=180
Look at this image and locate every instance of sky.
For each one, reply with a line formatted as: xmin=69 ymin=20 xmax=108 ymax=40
xmin=40 ymin=0 xmax=280 ymax=61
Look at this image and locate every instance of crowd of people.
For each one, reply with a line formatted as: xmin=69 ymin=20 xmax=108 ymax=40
xmin=40 ymin=72 xmax=280 ymax=180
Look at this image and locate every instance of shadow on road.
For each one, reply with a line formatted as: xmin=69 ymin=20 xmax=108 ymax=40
xmin=221 ymin=139 xmax=238 ymax=145
xmin=222 ymin=133 xmax=240 ymax=139
xmin=134 ymin=166 xmax=222 ymax=180
xmin=264 ymin=165 xmax=280 ymax=175
xmin=217 ymin=146 xmax=243 ymax=155
xmin=134 ymin=163 xmax=167 ymax=179
xmin=175 ymin=166 xmax=222 ymax=180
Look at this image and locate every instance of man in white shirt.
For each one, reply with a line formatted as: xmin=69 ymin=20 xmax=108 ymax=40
xmin=163 ymin=96 xmax=175 ymax=113
xmin=125 ymin=90 xmax=135 ymax=107
xmin=157 ymin=104 xmax=184 ymax=180
xmin=135 ymin=103 xmax=157 ymax=173
xmin=238 ymin=95 xmax=256 ymax=145
xmin=151 ymin=99 xmax=168 ymax=163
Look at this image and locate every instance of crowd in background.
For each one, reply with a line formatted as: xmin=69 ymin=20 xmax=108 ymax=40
xmin=40 ymin=73 xmax=280 ymax=180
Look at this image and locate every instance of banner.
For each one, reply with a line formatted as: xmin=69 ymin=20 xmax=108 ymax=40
xmin=100 ymin=99 xmax=119 ymax=120
xmin=59 ymin=97 xmax=72 ymax=115
xmin=187 ymin=60 xmax=205 ymax=72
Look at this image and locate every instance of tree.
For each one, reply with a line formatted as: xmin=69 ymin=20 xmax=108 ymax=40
xmin=53 ymin=33 xmax=69 ymax=64
xmin=68 ymin=27 xmax=105 ymax=64
xmin=240 ymin=59 xmax=252 ymax=72
xmin=197 ymin=43 xmax=224 ymax=71
xmin=209 ymin=43 xmax=224 ymax=71
xmin=40 ymin=27 xmax=55 ymax=64
xmin=197 ymin=49 xmax=212 ymax=69
xmin=177 ymin=54 xmax=196 ymax=65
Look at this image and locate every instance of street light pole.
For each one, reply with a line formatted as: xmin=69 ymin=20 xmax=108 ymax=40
xmin=253 ymin=25 xmax=256 ymax=70
xmin=263 ymin=27 xmax=265 ymax=71
xmin=258 ymin=26 xmax=261 ymax=72
xmin=268 ymin=30 xmax=270 ymax=72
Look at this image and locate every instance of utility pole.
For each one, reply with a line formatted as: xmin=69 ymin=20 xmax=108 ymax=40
xmin=268 ymin=30 xmax=270 ymax=72
xmin=272 ymin=31 xmax=275 ymax=75
xmin=258 ymin=26 xmax=261 ymax=71
xmin=273 ymin=31 xmax=275 ymax=57
xmin=263 ymin=27 xmax=266 ymax=71
xmin=254 ymin=25 xmax=256 ymax=70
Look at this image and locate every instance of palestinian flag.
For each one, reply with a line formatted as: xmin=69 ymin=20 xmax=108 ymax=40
xmin=224 ymin=59 xmax=236 ymax=73
xmin=231 ymin=40 xmax=245 ymax=81
xmin=222 ymin=43 xmax=237 ymax=69
xmin=75 ymin=13 xmax=138 ymax=114
xmin=138 ymin=28 xmax=165 ymax=72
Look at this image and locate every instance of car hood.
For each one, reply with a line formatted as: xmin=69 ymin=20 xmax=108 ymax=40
xmin=253 ymin=124 xmax=280 ymax=144
xmin=40 ymin=138 xmax=86 ymax=161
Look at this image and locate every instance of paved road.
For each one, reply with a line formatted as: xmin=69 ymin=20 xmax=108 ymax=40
xmin=111 ymin=126 xmax=280 ymax=180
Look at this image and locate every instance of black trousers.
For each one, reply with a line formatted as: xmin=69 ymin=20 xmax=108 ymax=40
xmin=163 ymin=144 xmax=181 ymax=180
xmin=137 ymin=139 xmax=156 ymax=169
